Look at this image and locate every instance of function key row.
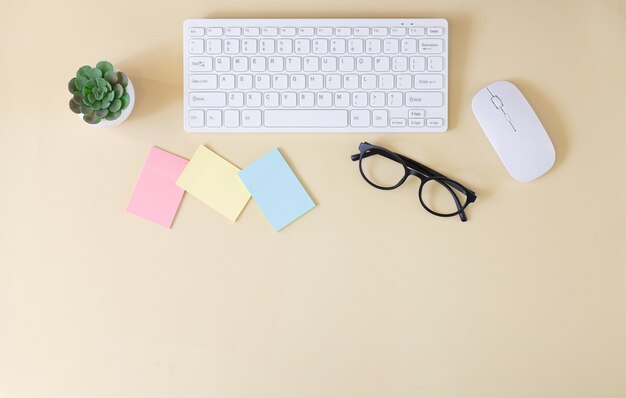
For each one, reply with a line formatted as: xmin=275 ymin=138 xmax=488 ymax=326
xmin=188 ymin=26 xmax=444 ymax=38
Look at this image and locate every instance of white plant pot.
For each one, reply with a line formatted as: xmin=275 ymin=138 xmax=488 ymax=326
xmin=77 ymin=76 xmax=135 ymax=128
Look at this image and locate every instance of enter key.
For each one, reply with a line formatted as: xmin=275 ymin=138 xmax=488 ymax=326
xmin=414 ymin=74 xmax=443 ymax=89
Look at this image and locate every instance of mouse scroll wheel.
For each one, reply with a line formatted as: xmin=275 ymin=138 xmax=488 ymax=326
xmin=491 ymin=96 xmax=504 ymax=109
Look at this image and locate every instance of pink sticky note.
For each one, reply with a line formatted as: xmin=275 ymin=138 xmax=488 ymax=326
xmin=126 ymin=147 xmax=189 ymax=228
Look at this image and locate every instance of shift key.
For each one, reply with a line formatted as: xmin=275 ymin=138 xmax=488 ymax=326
xmin=189 ymin=92 xmax=226 ymax=107
xmin=406 ymin=92 xmax=443 ymax=107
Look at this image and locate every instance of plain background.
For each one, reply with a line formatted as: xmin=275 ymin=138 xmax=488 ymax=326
xmin=1 ymin=0 xmax=625 ymax=397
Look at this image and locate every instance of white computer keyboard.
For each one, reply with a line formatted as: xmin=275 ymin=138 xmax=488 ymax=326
xmin=183 ymin=19 xmax=448 ymax=133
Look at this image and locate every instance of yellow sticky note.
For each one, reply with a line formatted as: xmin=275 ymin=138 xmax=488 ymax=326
xmin=176 ymin=146 xmax=251 ymax=221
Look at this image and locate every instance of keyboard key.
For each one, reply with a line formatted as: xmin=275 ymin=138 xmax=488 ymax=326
xmin=255 ymin=74 xmax=270 ymax=89
xmin=259 ymin=39 xmax=275 ymax=54
xmin=189 ymin=109 xmax=204 ymax=127
xmin=263 ymin=92 xmax=279 ymax=108
xmin=321 ymin=57 xmax=337 ymax=71
xmin=419 ymin=38 xmax=443 ymax=54
xmin=317 ymin=92 xmax=332 ymax=107
xmin=242 ymin=110 xmax=262 ymax=127
xmin=354 ymin=27 xmax=369 ymax=36
xmin=362 ymin=75 xmax=377 ymax=89
xmin=414 ymin=74 xmax=443 ymax=89
xmin=278 ymin=39 xmax=293 ymax=53
xmin=410 ymin=56 xmax=426 ymax=71
xmin=295 ymin=39 xmax=311 ymax=54
xmin=401 ymin=39 xmax=417 ymax=54
xmin=281 ymin=92 xmax=297 ymax=107
xmin=334 ymin=92 xmax=350 ymax=107
xmin=224 ymin=110 xmax=239 ymax=127
xmin=272 ymin=74 xmax=288 ymax=89
xmin=206 ymin=110 xmax=222 ymax=126
xmin=326 ymin=74 xmax=341 ymax=89
xmin=351 ymin=110 xmax=370 ymax=127
xmin=215 ymin=57 xmax=230 ymax=71
xmin=265 ymin=110 xmax=348 ymax=127
xmin=353 ymin=92 xmax=368 ymax=107
xmin=388 ymin=92 xmax=403 ymax=107
xmin=343 ymin=74 xmax=359 ymax=89
xmin=189 ymin=74 xmax=217 ymax=90
xmin=243 ymin=27 xmax=260 ymax=36
xmin=286 ymin=57 xmax=302 ymax=71
xmin=409 ymin=118 xmax=425 ymax=127
xmin=427 ymin=27 xmax=444 ymax=36
xmin=409 ymin=27 xmax=425 ymax=36
xmin=336 ymin=27 xmax=351 ymax=36
xmin=397 ymin=74 xmax=412 ymax=89
xmin=261 ymin=27 xmax=278 ymax=36
xmin=237 ymin=74 xmax=253 ymax=89
xmin=372 ymin=27 xmax=388 ymax=36
xmin=392 ymin=56 xmax=408 ymax=71
xmin=308 ymin=74 xmax=323 ymax=89
xmin=246 ymin=92 xmax=262 ymax=107
xmin=406 ymin=92 xmax=443 ymax=107
xmin=379 ymin=74 xmax=394 ymax=89
xmin=374 ymin=56 xmax=390 ymax=71
xmin=242 ymin=39 xmax=257 ymax=54
xmin=219 ymin=75 xmax=235 ymax=89
xmin=390 ymin=27 xmax=406 ymax=36
xmin=299 ymin=92 xmax=314 ymax=107
xmin=188 ymin=57 xmax=212 ymax=71
xmin=348 ymin=39 xmax=364 ymax=54
xmin=232 ymin=56 xmax=248 ymax=71
xmin=224 ymin=39 xmax=239 ymax=54
xmin=290 ymin=74 xmax=306 ymax=89
xmin=427 ymin=56 xmax=444 ymax=71
xmin=205 ymin=39 xmax=221 ymax=54
xmin=366 ymin=39 xmax=381 ymax=54
xmin=317 ymin=27 xmax=333 ymax=36
xmin=188 ymin=39 xmax=204 ymax=54
xmin=408 ymin=109 xmax=425 ymax=118
xmin=225 ymin=27 xmax=241 ymax=36
xmin=280 ymin=27 xmax=296 ymax=36
xmin=299 ymin=27 xmax=314 ymax=36
xmin=390 ymin=118 xmax=407 ymax=127
xmin=356 ymin=56 xmax=372 ymax=72
xmin=330 ymin=39 xmax=346 ymax=54
xmin=228 ymin=92 xmax=244 ymax=107
xmin=383 ymin=39 xmax=399 ymax=54
xmin=304 ymin=57 xmax=320 ymax=72
xmin=373 ymin=110 xmax=388 ymax=126
xmin=188 ymin=27 xmax=204 ymax=37
xmin=268 ymin=57 xmax=284 ymax=71
xmin=250 ymin=57 xmax=266 ymax=71
xmin=427 ymin=118 xmax=443 ymax=127
xmin=189 ymin=92 xmax=226 ymax=107
xmin=205 ymin=27 xmax=223 ymax=36
xmin=339 ymin=57 xmax=355 ymax=71
xmin=313 ymin=39 xmax=328 ymax=54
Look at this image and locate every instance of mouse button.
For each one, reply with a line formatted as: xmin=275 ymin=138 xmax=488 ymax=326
xmin=491 ymin=95 xmax=504 ymax=109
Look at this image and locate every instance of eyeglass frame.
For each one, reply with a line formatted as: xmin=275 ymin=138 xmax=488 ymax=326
xmin=351 ymin=142 xmax=477 ymax=222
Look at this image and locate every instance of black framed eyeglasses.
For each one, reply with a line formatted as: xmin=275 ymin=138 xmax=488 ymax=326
xmin=351 ymin=142 xmax=477 ymax=222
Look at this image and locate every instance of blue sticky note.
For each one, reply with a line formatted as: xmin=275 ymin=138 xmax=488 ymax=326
xmin=238 ymin=148 xmax=315 ymax=231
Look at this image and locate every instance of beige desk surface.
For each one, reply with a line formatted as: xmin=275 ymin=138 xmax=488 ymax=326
xmin=1 ymin=0 xmax=625 ymax=397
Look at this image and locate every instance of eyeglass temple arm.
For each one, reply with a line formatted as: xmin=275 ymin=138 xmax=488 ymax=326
xmin=440 ymin=181 xmax=468 ymax=222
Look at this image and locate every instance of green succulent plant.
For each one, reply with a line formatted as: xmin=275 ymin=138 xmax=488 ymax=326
xmin=68 ymin=61 xmax=131 ymax=124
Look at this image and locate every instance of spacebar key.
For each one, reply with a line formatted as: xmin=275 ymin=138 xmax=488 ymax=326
xmin=264 ymin=110 xmax=348 ymax=127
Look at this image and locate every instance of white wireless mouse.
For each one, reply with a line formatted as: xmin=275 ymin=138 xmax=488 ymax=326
xmin=472 ymin=81 xmax=555 ymax=182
